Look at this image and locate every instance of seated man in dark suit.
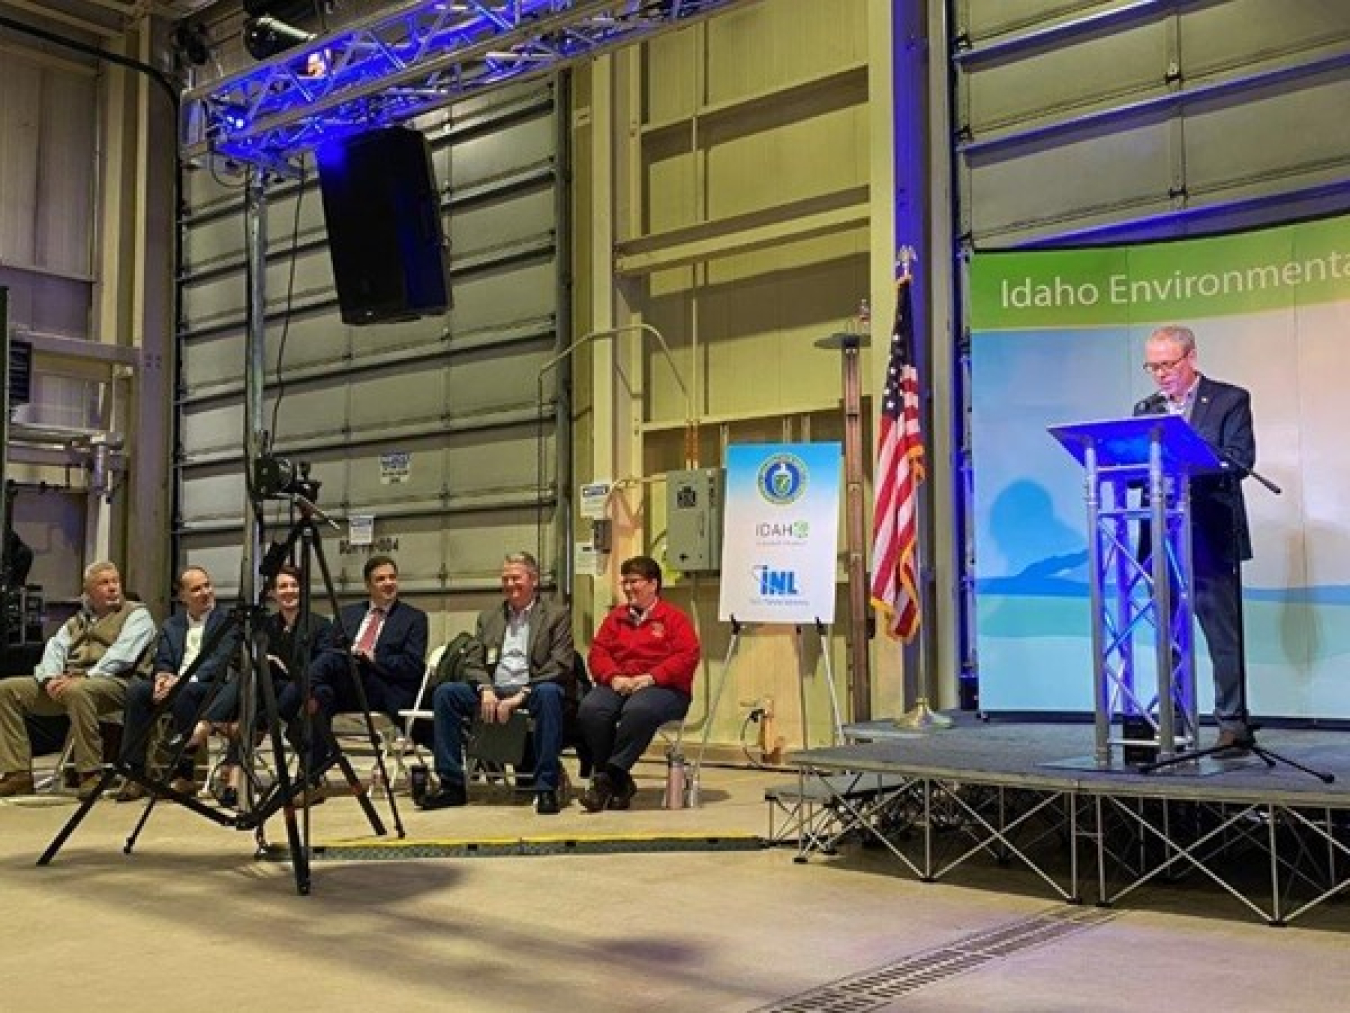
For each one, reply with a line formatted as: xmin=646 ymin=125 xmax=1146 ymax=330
xmin=279 ymin=554 xmax=427 ymax=773
xmin=117 ymin=565 xmax=240 ymax=799
xmin=0 ymin=561 xmax=155 ymax=799
xmin=420 ymin=551 xmax=574 ymax=815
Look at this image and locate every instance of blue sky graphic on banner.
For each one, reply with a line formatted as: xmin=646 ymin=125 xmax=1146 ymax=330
xmin=719 ymin=443 xmax=841 ymax=624
xmin=968 ymin=215 xmax=1350 ymax=719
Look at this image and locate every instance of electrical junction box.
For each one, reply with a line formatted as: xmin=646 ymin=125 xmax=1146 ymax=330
xmin=666 ymin=468 xmax=724 ymax=573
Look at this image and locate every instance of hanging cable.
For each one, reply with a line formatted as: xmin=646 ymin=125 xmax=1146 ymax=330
xmin=266 ymin=163 xmax=309 ymax=450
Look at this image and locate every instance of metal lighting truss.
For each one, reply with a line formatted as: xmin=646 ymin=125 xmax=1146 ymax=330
xmin=181 ymin=0 xmax=747 ymax=171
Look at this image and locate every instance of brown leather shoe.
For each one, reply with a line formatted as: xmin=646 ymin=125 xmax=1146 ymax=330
xmin=75 ymin=773 xmax=105 ymax=801
xmin=289 ymin=787 xmax=327 ymax=808
xmin=114 ymin=780 xmax=149 ymax=803
xmin=169 ymin=776 xmax=200 ymax=796
xmin=1214 ymin=729 xmax=1252 ymax=755
xmin=0 ymin=772 xmax=35 ymax=797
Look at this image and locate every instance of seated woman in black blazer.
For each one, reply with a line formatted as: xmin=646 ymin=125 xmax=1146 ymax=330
xmin=179 ymin=564 xmax=332 ymax=806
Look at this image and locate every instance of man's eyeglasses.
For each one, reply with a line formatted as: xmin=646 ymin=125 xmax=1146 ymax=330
xmin=1142 ymin=353 xmax=1190 ymax=375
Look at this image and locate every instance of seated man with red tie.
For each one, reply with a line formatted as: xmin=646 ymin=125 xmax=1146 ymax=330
xmin=279 ymin=554 xmax=427 ymax=772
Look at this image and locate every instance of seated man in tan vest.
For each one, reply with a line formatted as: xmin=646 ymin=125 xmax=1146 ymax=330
xmin=0 ymin=561 xmax=155 ymax=799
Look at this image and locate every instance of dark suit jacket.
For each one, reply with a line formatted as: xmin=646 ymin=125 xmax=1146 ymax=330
xmin=461 ymin=597 xmax=574 ymax=692
xmin=331 ymin=599 xmax=428 ymax=701
xmin=1135 ymin=374 xmax=1255 ymax=565
xmin=263 ymin=610 xmax=334 ymax=681
xmin=152 ymin=608 xmax=240 ymax=683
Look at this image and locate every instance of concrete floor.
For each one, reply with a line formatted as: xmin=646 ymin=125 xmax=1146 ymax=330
xmin=3 ymin=758 xmax=1349 ymax=1012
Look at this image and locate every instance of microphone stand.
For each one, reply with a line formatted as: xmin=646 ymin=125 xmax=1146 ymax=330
xmin=1143 ymin=450 xmax=1332 ymax=783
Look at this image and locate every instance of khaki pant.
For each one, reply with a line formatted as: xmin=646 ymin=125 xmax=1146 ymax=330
xmin=0 ymin=675 xmax=127 ymax=776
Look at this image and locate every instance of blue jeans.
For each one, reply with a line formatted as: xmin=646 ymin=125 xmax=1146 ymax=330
xmin=432 ymin=681 xmax=564 ymax=791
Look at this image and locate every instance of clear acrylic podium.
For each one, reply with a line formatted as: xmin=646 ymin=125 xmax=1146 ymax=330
xmin=1048 ymin=415 xmax=1221 ymax=770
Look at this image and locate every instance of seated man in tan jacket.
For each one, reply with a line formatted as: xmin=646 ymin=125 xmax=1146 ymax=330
xmin=0 ymin=561 xmax=155 ymax=800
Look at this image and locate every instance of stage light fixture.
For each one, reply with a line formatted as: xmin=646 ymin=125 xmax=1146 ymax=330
xmin=242 ymin=0 xmax=317 ymax=61
xmin=172 ymin=22 xmax=212 ymax=67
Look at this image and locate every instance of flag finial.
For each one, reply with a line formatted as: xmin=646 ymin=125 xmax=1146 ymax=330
xmin=896 ymin=246 xmax=917 ymax=279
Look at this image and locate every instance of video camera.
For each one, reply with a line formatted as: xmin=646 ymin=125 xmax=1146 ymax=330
xmin=252 ymin=453 xmax=321 ymax=501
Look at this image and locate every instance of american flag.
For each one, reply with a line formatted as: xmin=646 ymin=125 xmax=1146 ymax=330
xmin=870 ymin=274 xmax=925 ymax=642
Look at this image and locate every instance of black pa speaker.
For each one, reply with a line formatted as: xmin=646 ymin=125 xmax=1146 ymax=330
xmin=316 ymin=126 xmax=450 ymax=326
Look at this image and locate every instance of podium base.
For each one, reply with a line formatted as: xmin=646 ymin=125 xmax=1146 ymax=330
xmin=891 ymin=698 xmax=954 ymax=731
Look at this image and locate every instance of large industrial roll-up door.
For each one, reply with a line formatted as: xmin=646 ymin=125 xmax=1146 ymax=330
xmin=948 ymin=0 xmax=1350 ymax=702
xmin=176 ymin=81 xmax=567 ymax=640
xmin=952 ymin=0 xmax=1350 ymax=246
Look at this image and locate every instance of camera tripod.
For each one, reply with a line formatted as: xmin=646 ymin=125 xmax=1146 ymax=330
xmin=38 ymin=495 xmax=406 ymax=895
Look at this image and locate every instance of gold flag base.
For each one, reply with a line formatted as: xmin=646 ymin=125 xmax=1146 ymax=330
xmin=892 ymin=697 xmax=954 ymax=731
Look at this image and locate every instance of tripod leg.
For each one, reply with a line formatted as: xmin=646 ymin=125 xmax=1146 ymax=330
xmin=1251 ymin=746 xmax=1335 ymax=784
xmin=252 ymin=626 xmax=311 ymax=895
xmin=40 ymin=612 xmax=248 ymax=867
xmin=1248 ymin=745 xmax=1276 ymax=770
xmin=325 ymin=693 xmax=403 ymax=837
xmin=332 ymin=752 xmax=387 ymax=836
xmin=35 ymin=766 xmax=119 ymax=866
xmin=123 ymin=792 xmax=163 ymax=854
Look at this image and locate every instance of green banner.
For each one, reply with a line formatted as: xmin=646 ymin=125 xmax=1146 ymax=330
xmin=969 ymin=214 xmax=1350 ymax=329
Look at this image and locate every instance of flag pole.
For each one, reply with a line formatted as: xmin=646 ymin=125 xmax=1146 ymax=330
xmin=813 ymin=309 xmax=873 ymax=723
xmin=878 ymin=248 xmax=951 ymax=731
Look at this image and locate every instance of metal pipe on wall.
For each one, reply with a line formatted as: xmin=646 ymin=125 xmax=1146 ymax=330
xmin=234 ymin=169 xmax=269 ymax=795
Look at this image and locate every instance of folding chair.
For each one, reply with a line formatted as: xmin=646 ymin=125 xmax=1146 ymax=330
xmin=467 ymin=650 xmax=595 ymax=796
xmin=393 ymin=644 xmax=444 ymax=777
xmin=335 ymin=649 xmax=440 ymax=791
xmin=464 ymin=710 xmax=533 ymax=795
xmin=34 ymin=715 xmax=129 ymax=794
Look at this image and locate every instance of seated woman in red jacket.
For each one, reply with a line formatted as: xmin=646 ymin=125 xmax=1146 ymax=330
xmin=578 ymin=555 xmax=701 ymax=812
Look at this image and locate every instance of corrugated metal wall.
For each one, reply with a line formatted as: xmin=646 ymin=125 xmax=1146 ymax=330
xmin=952 ymin=0 xmax=1350 ymax=246
xmin=176 ymin=81 xmax=567 ymax=644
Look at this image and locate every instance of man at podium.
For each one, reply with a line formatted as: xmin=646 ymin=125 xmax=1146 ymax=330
xmin=1134 ymin=324 xmax=1256 ymax=752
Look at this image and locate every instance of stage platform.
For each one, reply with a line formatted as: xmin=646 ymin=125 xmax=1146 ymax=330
xmin=769 ymin=716 xmax=1350 ymax=927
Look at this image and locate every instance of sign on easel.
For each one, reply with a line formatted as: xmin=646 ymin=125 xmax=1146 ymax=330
xmin=717 ymin=443 xmax=841 ymax=624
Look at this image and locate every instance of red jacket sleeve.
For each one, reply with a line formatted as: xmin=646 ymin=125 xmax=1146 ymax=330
xmin=647 ymin=603 xmax=701 ymax=692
